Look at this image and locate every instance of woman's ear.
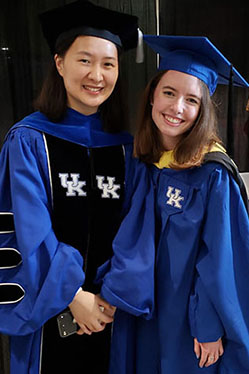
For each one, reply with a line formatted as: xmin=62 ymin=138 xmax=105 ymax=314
xmin=54 ymin=54 xmax=64 ymax=77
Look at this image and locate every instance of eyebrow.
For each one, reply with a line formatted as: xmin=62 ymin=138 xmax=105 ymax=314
xmin=162 ymin=85 xmax=201 ymax=101
xmin=76 ymin=51 xmax=117 ymax=60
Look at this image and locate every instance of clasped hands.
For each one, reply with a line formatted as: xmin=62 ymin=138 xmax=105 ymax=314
xmin=69 ymin=290 xmax=116 ymax=335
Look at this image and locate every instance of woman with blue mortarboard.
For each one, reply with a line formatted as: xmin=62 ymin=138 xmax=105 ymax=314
xmin=99 ymin=35 xmax=249 ymax=373
xmin=0 ymin=1 xmax=153 ymax=374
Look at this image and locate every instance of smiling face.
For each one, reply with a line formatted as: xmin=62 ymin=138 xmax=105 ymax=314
xmin=55 ymin=35 xmax=119 ymax=116
xmin=151 ymin=70 xmax=202 ymax=150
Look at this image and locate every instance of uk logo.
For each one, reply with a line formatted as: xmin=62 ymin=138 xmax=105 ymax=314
xmin=166 ymin=186 xmax=184 ymax=209
xmin=96 ymin=176 xmax=120 ymax=199
xmin=59 ymin=173 xmax=87 ymax=196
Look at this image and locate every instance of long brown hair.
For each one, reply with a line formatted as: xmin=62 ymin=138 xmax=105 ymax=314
xmin=134 ymin=70 xmax=221 ymax=169
xmin=34 ymin=33 xmax=127 ymax=132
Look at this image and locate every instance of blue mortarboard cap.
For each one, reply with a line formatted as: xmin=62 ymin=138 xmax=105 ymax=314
xmin=143 ymin=35 xmax=249 ymax=95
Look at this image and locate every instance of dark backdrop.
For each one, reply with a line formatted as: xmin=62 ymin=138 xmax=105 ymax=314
xmin=0 ymin=1 xmax=249 ymax=373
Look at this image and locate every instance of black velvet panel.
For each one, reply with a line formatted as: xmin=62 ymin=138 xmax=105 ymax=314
xmin=42 ymin=134 xmax=126 ymax=374
xmin=45 ymin=134 xmax=125 ymax=292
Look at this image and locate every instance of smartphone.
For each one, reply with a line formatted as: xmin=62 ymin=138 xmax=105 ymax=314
xmin=57 ymin=310 xmax=79 ymax=338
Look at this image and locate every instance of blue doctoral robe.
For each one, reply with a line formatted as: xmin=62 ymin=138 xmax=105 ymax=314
xmin=103 ymin=159 xmax=249 ymax=374
xmin=0 ymin=108 xmax=154 ymax=374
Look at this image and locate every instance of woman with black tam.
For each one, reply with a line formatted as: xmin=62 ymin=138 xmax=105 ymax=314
xmin=0 ymin=1 xmax=147 ymax=373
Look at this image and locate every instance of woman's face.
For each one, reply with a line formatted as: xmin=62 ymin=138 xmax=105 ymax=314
xmin=151 ymin=70 xmax=202 ymax=150
xmin=55 ymin=35 xmax=119 ymax=115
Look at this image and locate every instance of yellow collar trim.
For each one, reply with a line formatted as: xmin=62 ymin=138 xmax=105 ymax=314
xmin=154 ymin=143 xmax=226 ymax=169
xmin=154 ymin=151 xmax=174 ymax=169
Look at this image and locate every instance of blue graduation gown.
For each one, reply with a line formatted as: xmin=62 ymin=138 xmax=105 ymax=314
xmin=106 ymin=160 xmax=249 ymax=374
xmin=0 ymin=108 xmax=152 ymax=374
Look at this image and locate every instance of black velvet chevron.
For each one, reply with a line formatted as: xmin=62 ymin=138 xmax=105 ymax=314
xmin=0 ymin=249 xmax=22 ymax=269
xmin=0 ymin=213 xmax=14 ymax=233
xmin=0 ymin=284 xmax=24 ymax=303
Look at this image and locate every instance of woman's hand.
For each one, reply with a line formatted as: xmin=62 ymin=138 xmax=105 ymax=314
xmin=69 ymin=290 xmax=115 ymax=335
xmin=194 ymin=337 xmax=224 ymax=367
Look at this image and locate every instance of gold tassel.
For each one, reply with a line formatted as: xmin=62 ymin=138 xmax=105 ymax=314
xmin=246 ymin=97 xmax=249 ymax=112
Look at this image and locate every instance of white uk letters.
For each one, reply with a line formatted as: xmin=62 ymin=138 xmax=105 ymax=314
xmin=166 ymin=186 xmax=184 ymax=209
xmin=59 ymin=173 xmax=120 ymax=198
